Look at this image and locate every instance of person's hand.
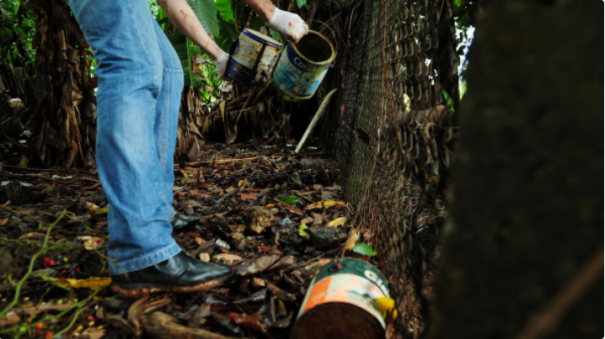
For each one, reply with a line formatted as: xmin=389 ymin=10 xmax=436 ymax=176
xmin=267 ymin=8 xmax=308 ymax=43
xmin=213 ymin=52 xmax=230 ymax=80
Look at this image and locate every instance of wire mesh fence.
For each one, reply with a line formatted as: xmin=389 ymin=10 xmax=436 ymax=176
xmin=329 ymin=0 xmax=458 ymax=335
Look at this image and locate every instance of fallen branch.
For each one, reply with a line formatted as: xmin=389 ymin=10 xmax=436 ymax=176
xmin=143 ymin=312 xmax=245 ymax=339
xmin=295 ymin=89 xmax=338 ymax=153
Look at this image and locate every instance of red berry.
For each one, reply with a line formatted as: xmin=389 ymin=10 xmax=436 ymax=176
xmin=87 ymin=315 xmax=94 ymax=321
xmin=49 ymin=260 xmax=56 ymax=266
xmin=36 ymin=329 xmax=41 ymax=335
xmin=67 ymin=255 xmax=73 ymax=261
xmin=43 ymin=257 xmax=50 ymax=266
xmin=61 ymin=270 xmax=67 ymax=275
xmin=76 ymin=267 xmax=80 ymax=272
xmin=45 ymin=332 xmax=53 ymax=339
xmin=96 ymin=238 xmax=101 ymax=244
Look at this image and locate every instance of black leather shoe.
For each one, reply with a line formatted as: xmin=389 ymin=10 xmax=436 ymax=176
xmin=111 ymin=251 xmax=232 ymax=298
xmin=169 ymin=213 xmax=200 ymax=230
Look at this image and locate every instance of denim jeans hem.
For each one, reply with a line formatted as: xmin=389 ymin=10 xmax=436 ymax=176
xmin=109 ymin=243 xmax=181 ymax=275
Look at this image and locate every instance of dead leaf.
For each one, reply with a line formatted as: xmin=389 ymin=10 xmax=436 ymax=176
xmin=345 ymin=229 xmax=360 ymax=250
xmin=212 ymin=254 xmax=242 ymax=266
xmin=85 ymin=202 xmax=99 ymax=213
xmin=18 ymin=300 xmax=75 ymax=315
xmin=77 ymin=236 xmax=102 ymax=250
xmin=18 ymin=232 xmax=46 ymax=240
xmin=50 ymin=277 xmax=112 ymax=291
xmin=251 ymin=278 xmax=265 ymax=287
xmin=0 ymin=218 xmax=8 ymax=226
xmin=81 ymin=327 xmax=105 ymax=339
xmin=128 ymin=296 xmax=149 ymax=328
xmin=311 ymin=212 xmax=323 ymax=225
xmin=267 ymin=283 xmax=297 ymax=301
xmin=236 ymin=255 xmax=280 ymax=276
xmin=306 ymin=200 xmax=345 ymax=210
xmin=144 ymin=311 xmax=235 ymax=339
xmin=199 ymin=253 xmax=210 ymax=262
xmin=0 ymin=311 xmax=20 ymax=328
xmin=238 ymin=178 xmax=248 ymax=188
xmin=327 ymin=217 xmax=347 ymax=227
xmin=248 ymin=207 xmax=273 ymax=234
xmin=301 ymin=217 xmax=313 ymax=225
xmin=240 ymin=193 xmax=258 ymax=201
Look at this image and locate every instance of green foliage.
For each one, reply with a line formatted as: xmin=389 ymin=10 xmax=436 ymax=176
xmin=216 ymin=0 xmax=235 ymax=23
xmin=351 ymin=243 xmax=377 ymax=256
xmin=216 ymin=17 xmax=239 ymax=52
xmin=269 ymin=29 xmax=282 ymax=43
xmin=0 ymin=0 xmax=37 ymax=66
xmin=185 ymin=0 xmax=220 ymax=38
xmin=278 ymin=196 xmax=301 ymax=205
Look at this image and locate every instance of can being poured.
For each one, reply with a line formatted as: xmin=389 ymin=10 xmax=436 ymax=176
xmin=290 ymin=259 xmax=389 ymax=339
xmin=273 ymin=30 xmax=336 ymax=100
xmin=227 ymin=29 xmax=282 ymax=86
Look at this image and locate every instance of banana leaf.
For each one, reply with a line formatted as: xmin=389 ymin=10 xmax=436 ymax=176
xmin=186 ymin=0 xmax=220 ymax=38
xmin=169 ymin=31 xmax=205 ymax=88
xmin=216 ymin=0 xmax=235 ymax=23
xmin=216 ymin=17 xmax=239 ymax=52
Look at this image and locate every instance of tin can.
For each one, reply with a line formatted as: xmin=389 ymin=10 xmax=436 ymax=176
xmin=227 ymin=29 xmax=282 ymax=86
xmin=290 ymin=259 xmax=389 ymax=339
xmin=273 ymin=30 xmax=336 ymax=100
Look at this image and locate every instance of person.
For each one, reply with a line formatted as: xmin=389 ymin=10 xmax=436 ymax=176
xmin=66 ymin=0 xmax=308 ymax=297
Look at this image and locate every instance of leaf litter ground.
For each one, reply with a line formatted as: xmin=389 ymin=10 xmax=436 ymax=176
xmin=0 ymin=143 xmax=379 ymax=339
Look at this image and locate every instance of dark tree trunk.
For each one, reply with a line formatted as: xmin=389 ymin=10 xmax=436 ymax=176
xmin=428 ymin=1 xmax=603 ymax=339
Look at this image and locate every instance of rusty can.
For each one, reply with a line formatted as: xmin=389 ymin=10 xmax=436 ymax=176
xmin=273 ymin=30 xmax=336 ymax=100
xmin=227 ymin=29 xmax=282 ymax=86
xmin=290 ymin=259 xmax=389 ymax=339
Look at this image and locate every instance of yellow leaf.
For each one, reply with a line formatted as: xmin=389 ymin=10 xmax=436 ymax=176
xmin=345 ymin=229 xmax=360 ymax=250
xmin=306 ymin=200 xmax=345 ymax=210
xmin=326 ymin=217 xmax=347 ymax=227
xmin=374 ymin=296 xmax=395 ymax=317
xmin=238 ymin=178 xmax=249 ymax=188
xmin=51 ymin=277 xmax=112 ymax=291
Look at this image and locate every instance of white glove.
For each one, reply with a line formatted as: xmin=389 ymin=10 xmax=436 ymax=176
xmin=267 ymin=8 xmax=309 ymax=43
xmin=213 ymin=52 xmax=230 ymax=80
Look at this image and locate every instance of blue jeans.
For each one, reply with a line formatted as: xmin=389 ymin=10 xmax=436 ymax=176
xmin=68 ymin=0 xmax=183 ymax=274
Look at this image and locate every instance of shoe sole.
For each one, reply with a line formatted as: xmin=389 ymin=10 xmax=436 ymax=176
xmin=111 ymin=273 xmax=234 ymax=298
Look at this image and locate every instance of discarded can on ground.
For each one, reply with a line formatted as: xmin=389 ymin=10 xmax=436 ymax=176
xmin=290 ymin=258 xmax=389 ymax=339
xmin=227 ymin=29 xmax=282 ymax=86
xmin=273 ymin=30 xmax=336 ymax=100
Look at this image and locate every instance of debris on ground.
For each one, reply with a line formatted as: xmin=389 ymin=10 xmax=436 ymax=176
xmin=0 ymin=143 xmax=382 ymax=338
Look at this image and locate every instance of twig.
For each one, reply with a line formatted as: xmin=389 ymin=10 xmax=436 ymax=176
xmin=214 ymin=187 xmax=241 ymax=205
xmin=186 ymin=157 xmax=258 ymax=167
xmin=514 ymin=246 xmax=604 ymax=339
xmin=0 ymin=211 xmax=65 ymax=319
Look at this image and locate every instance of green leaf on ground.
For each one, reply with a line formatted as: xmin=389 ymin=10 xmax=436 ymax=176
xmin=296 ymin=0 xmax=307 ymax=8
xmin=279 ymin=196 xmax=301 ymax=205
xmin=351 ymin=243 xmax=377 ymax=256
xmin=299 ymin=223 xmax=309 ymax=237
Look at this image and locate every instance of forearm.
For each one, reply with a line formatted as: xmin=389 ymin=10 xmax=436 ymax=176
xmin=157 ymin=0 xmax=223 ymax=60
xmin=241 ymin=0 xmax=275 ymax=22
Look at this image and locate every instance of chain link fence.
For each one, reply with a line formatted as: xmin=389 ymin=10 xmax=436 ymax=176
xmin=329 ymin=0 xmax=458 ymax=335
